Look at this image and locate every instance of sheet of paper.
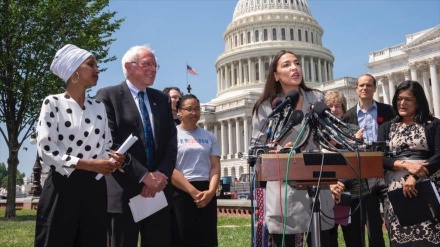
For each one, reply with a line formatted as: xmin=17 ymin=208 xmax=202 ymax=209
xmin=95 ymin=134 xmax=139 ymax=180
xmin=128 ymin=191 xmax=168 ymax=223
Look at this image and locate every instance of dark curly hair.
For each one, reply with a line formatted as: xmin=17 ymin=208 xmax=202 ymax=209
xmin=392 ymin=80 xmax=433 ymax=124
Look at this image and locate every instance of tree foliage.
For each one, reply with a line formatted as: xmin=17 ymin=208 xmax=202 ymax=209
xmin=0 ymin=162 xmax=25 ymax=188
xmin=0 ymin=0 xmax=124 ymax=217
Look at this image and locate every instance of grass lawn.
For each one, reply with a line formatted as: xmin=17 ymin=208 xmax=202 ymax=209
xmin=1 ymin=209 xmax=388 ymax=247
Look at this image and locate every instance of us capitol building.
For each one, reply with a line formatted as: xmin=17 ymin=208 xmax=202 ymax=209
xmin=196 ymin=0 xmax=440 ymax=179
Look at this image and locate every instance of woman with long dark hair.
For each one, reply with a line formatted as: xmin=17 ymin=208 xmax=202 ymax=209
xmin=252 ymin=50 xmax=335 ymax=246
xmin=378 ymin=80 xmax=440 ymax=246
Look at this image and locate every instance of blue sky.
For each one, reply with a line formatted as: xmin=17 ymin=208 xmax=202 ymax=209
xmin=1 ymin=0 xmax=439 ymax=177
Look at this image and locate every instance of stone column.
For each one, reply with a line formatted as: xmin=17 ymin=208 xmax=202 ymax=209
xmin=259 ymin=56 xmax=264 ymax=84
xmin=235 ymin=118 xmax=242 ymax=155
xmin=220 ymin=121 xmax=226 ymax=157
xmin=310 ymin=57 xmax=315 ymax=83
xmin=214 ymin=123 xmax=219 ymax=143
xmin=409 ymin=63 xmax=418 ymax=81
xmin=429 ymin=59 xmax=440 ymax=117
xmin=324 ymin=60 xmax=328 ymax=82
xmin=386 ymin=74 xmax=396 ymax=102
xmin=217 ymin=69 xmax=220 ymax=93
xmin=243 ymin=117 xmax=249 ymax=153
xmin=301 ymin=56 xmax=305 ymax=78
xmin=228 ymin=119 xmax=233 ymax=158
xmin=403 ymin=69 xmax=411 ymax=81
xmin=317 ymin=58 xmax=322 ymax=83
xmin=231 ymin=62 xmax=236 ymax=86
xmin=225 ymin=64 xmax=230 ymax=89
xmin=380 ymin=78 xmax=390 ymax=104
xmin=420 ymin=64 xmax=433 ymax=113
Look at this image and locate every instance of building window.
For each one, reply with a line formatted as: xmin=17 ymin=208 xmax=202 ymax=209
xmin=272 ymin=28 xmax=277 ymax=40
xmin=290 ymin=28 xmax=294 ymax=40
xmin=255 ymin=30 xmax=259 ymax=42
xmin=247 ymin=31 xmax=251 ymax=43
xmin=264 ymin=62 xmax=270 ymax=80
xmin=281 ymin=28 xmax=286 ymax=40
xmin=263 ymin=29 xmax=268 ymax=41
xmin=305 ymin=30 xmax=308 ymax=42
xmin=298 ymin=29 xmax=302 ymax=41
xmin=311 ymin=32 xmax=314 ymax=43
xmin=235 ymin=35 xmax=238 ymax=47
xmin=240 ymin=33 xmax=244 ymax=45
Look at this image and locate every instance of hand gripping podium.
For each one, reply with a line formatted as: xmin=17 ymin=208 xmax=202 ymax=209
xmin=256 ymin=151 xmax=384 ymax=184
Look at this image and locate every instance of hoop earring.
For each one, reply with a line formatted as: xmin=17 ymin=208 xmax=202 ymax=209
xmin=71 ymin=72 xmax=79 ymax=84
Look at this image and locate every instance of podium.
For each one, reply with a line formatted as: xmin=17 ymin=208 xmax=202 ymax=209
xmin=255 ymin=151 xmax=383 ymax=247
xmin=257 ymin=151 xmax=384 ymax=184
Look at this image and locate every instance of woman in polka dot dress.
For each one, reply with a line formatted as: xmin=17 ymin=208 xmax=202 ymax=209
xmin=34 ymin=44 xmax=125 ymax=247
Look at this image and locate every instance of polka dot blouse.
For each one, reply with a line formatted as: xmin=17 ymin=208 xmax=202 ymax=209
xmin=36 ymin=93 xmax=113 ymax=176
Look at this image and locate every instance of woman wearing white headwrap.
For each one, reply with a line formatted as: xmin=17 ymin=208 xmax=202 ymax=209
xmin=35 ymin=44 xmax=125 ymax=247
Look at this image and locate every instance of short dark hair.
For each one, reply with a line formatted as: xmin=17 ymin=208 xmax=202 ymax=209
xmin=356 ymin=73 xmax=377 ymax=87
xmin=163 ymin=87 xmax=181 ymax=95
xmin=176 ymin=94 xmax=199 ymax=109
xmin=392 ymin=80 xmax=433 ymax=123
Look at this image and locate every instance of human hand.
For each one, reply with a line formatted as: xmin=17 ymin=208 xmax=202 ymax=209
xmin=140 ymin=184 xmax=157 ymax=198
xmin=109 ymin=150 xmax=125 ymax=173
xmin=194 ymin=190 xmax=215 ymax=208
xmin=354 ymin=128 xmax=364 ymax=139
xmin=403 ymin=175 xmax=418 ymax=198
xmin=330 ymin=181 xmax=345 ymax=204
xmin=404 ymin=161 xmax=429 ymax=178
xmin=142 ymin=171 xmax=168 ymax=193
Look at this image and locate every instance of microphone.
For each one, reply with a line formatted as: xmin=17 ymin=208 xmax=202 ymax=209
xmin=273 ymin=110 xmax=304 ymax=143
xmin=267 ymin=90 xmax=300 ymax=118
xmin=313 ymin=101 xmax=350 ymax=129
xmin=314 ymin=113 xmax=355 ymax=151
xmin=266 ymin=98 xmax=283 ymax=139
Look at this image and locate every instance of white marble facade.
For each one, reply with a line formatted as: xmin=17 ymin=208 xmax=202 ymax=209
xmin=198 ymin=0 xmax=440 ymax=179
xmin=367 ymin=25 xmax=440 ymax=117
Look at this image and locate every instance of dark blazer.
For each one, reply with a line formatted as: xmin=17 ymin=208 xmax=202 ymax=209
xmin=96 ymin=81 xmax=177 ymax=212
xmin=378 ymin=118 xmax=440 ymax=174
xmin=342 ymin=101 xmax=395 ymax=127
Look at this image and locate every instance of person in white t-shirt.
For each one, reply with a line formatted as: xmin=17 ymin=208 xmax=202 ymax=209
xmin=171 ymin=94 xmax=221 ymax=246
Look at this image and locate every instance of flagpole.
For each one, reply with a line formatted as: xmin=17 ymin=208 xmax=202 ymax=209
xmin=186 ymin=62 xmax=191 ymax=94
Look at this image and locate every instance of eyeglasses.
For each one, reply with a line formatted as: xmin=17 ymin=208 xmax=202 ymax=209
xmin=131 ymin=61 xmax=160 ymax=70
xmin=180 ymin=107 xmax=201 ymax=113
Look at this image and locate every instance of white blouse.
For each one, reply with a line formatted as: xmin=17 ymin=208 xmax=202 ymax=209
xmin=36 ymin=93 xmax=113 ymax=176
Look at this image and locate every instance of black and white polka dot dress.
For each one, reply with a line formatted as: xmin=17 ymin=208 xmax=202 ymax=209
xmin=36 ymin=93 xmax=113 ymax=176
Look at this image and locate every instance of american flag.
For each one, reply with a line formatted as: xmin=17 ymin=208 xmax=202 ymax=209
xmin=186 ymin=64 xmax=199 ymax=75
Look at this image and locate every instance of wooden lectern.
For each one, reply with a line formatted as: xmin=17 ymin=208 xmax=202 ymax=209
xmin=256 ymin=151 xmax=383 ymax=185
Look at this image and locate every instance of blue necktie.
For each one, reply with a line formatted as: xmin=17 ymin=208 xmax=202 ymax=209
xmin=138 ymin=91 xmax=155 ymax=170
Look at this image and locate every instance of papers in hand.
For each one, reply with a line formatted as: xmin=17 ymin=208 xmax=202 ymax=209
xmin=129 ymin=191 xmax=168 ymax=223
xmin=95 ymin=134 xmax=139 ymax=180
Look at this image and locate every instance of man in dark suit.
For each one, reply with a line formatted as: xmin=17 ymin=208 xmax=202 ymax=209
xmin=96 ymin=45 xmax=177 ymax=247
xmin=341 ymin=73 xmax=395 ymax=247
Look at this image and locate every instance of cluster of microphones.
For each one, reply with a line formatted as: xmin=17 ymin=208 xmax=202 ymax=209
xmin=238 ymin=89 xmax=401 ymax=166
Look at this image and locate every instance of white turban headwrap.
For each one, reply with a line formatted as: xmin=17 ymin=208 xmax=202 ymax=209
xmin=50 ymin=44 xmax=93 ymax=82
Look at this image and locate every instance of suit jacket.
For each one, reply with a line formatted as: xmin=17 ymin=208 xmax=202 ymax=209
xmin=342 ymin=101 xmax=395 ymax=128
xmin=96 ymin=81 xmax=177 ymax=213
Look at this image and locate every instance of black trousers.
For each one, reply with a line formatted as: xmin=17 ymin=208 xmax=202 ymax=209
xmin=365 ymin=178 xmax=386 ymax=247
xmin=107 ymin=204 xmax=173 ymax=247
xmin=35 ymin=167 xmax=107 ymax=247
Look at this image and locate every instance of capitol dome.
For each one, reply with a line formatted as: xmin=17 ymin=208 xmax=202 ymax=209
xmin=200 ymin=0 xmax=336 ymax=179
xmin=214 ymin=0 xmax=334 ymax=101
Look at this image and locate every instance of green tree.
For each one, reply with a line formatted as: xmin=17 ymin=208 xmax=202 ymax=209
xmin=0 ymin=162 xmax=25 ymax=187
xmin=0 ymin=0 xmax=123 ymax=218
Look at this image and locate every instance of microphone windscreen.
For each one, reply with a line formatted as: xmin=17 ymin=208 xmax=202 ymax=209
xmin=313 ymin=101 xmax=330 ymax=117
xmin=290 ymin=110 xmax=304 ymax=126
xmin=285 ymin=90 xmax=300 ymax=108
xmin=271 ymin=98 xmax=282 ymax=109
